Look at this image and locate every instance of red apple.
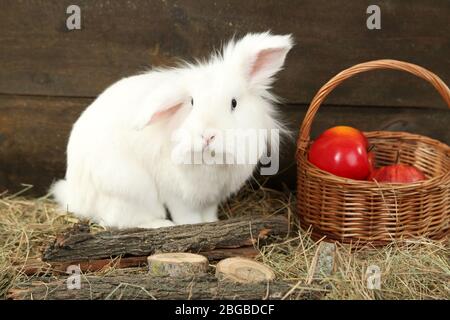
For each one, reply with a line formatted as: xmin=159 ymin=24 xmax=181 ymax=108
xmin=317 ymin=126 xmax=369 ymax=150
xmin=368 ymin=164 xmax=426 ymax=183
xmin=308 ymin=126 xmax=371 ymax=180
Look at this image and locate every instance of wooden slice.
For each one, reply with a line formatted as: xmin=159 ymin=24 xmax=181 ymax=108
xmin=215 ymin=257 xmax=275 ymax=283
xmin=147 ymin=253 xmax=209 ymax=277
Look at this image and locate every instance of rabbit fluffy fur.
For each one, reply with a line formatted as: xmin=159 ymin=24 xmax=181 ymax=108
xmin=51 ymin=32 xmax=293 ymax=229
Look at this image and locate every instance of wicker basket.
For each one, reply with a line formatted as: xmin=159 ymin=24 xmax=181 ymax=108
xmin=296 ymin=59 xmax=450 ymax=245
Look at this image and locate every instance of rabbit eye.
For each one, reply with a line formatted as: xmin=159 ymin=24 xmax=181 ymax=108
xmin=191 ymin=98 xmax=194 ymax=106
xmin=231 ymin=98 xmax=237 ymax=111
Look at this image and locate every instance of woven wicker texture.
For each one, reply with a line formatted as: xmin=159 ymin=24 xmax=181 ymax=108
xmin=296 ymin=60 xmax=450 ymax=245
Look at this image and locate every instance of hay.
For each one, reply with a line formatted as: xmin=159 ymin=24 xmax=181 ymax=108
xmin=0 ymin=181 xmax=448 ymax=300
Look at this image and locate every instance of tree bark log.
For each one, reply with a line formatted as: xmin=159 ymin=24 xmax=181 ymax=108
xmin=7 ymin=274 xmax=326 ymax=300
xmin=42 ymin=215 xmax=289 ymax=269
xmin=21 ymin=247 xmax=261 ymax=275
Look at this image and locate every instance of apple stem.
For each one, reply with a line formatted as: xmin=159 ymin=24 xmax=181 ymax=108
xmin=395 ymin=150 xmax=400 ymax=164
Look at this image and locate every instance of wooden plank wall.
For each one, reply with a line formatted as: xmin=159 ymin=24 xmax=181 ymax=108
xmin=0 ymin=0 xmax=449 ymax=194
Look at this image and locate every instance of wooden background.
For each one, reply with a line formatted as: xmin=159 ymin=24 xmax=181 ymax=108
xmin=0 ymin=0 xmax=449 ymax=195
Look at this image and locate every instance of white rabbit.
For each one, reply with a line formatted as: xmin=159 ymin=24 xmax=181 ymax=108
xmin=51 ymin=32 xmax=293 ymax=229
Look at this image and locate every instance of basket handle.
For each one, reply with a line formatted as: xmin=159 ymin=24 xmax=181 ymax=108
xmin=297 ymin=59 xmax=450 ymax=148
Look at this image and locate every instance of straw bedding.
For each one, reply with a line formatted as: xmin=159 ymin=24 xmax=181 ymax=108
xmin=0 ymin=181 xmax=448 ymax=299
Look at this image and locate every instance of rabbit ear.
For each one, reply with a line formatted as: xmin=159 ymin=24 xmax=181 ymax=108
xmin=133 ymin=85 xmax=187 ymax=130
xmin=225 ymin=32 xmax=294 ymax=88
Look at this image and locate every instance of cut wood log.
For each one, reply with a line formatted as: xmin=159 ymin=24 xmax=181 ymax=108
xmin=147 ymin=253 xmax=208 ymax=277
xmin=215 ymin=257 xmax=275 ymax=284
xmin=20 ymin=247 xmax=260 ymax=275
xmin=42 ymin=215 xmax=288 ymax=272
xmin=7 ymin=274 xmax=327 ymax=300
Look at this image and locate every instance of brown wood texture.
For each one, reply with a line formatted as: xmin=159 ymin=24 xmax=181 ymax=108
xmin=1 ymin=94 xmax=449 ymax=194
xmin=0 ymin=0 xmax=448 ymax=108
xmin=7 ymin=274 xmax=326 ymax=300
xmin=42 ymin=215 xmax=289 ymax=263
xmin=0 ymin=95 xmax=88 ymax=194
